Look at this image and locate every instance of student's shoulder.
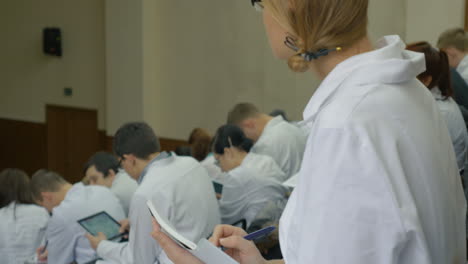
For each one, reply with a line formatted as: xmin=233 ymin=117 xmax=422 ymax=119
xmin=15 ymin=203 xmax=49 ymax=220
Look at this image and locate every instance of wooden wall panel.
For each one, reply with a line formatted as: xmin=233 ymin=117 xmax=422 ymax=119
xmin=0 ymin=117 xmax=188 ymax=179
xmin=0 ymin=118 xmax=47 ymax=176
xmin=466 ymin=0 xmax=468 ymax=30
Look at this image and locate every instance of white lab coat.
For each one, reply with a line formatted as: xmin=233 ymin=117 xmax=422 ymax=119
xmin=201 ymin=154 xmax=224 ymax=182
xmin=47 ymin=183 xmax=125 ymax=264
xmin=111 ymin=169 xmax=138 ymax=216
xmin=96 ymin=154 xmax=221 ymax=264
xmin=251 ymin=116 xmax=307 ymax=178
xmin=457 ymin=55 xmax=468 ymax=84
xmin=219 ymin=166 xmax=288 ymax=227
xmin=431 ymin=87 xmax=468 ymax=171
xmin=279 ymin=36 xmax=466 ymax=264
xmin=0 ymin=202 xmax=49 ymax=264
xmin=241 ymin=152 xmax=287 ymax=183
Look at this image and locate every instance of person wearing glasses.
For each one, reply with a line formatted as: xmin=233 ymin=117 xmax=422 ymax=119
xmin=212 ymin=124 xmax=289 ymax=228
xmin=151 ymin=0 xmax=466 ymax=263
xmin=86 ymin=122 xmax=220 ymax=264
xmin=84 ymin=151 xmax=138 ymax=216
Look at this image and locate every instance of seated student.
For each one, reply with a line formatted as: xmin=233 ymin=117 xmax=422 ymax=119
xmin=84 ymin=151 xmax=138 ymax=216
xmin=227 ymin=103 xmax=307 ymax=177
xmin=86 ymin=122 xmax=220 ymax=264
xmin=31 ymin=169 xmax=125 ymax=264
xmin=438 ymin=28 xmax=468 ymax=83
xmin=407 ymin=42 xmax=468 ymax=172
xmin=0 ymin=169 xmax=49 ymax=264
xmin=213 ymin=124 xmax=289 ymax=227
xmin=438 ymin=28 xmax=468 ymax=124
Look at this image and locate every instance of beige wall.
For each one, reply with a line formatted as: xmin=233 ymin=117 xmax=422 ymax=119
xmin=0 ymin=0 xmax=106 ymax=129
xmin=140 ymin=0 xmax=407 ymax=139
xmin=406 ymin=0 xmax=465 ymax=45
xmin=3 ymin=0 xmax=461 ymax=139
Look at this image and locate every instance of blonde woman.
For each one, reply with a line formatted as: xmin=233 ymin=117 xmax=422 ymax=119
xmin=152 ymin=0 xmax=466 ymax=263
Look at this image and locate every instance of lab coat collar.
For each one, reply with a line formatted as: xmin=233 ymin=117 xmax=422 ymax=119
xmin=303 ymin=35 xmax=426 ymax=123
xmin=457 ymin=55 xmax=468 ymax=74
xmin=431 ymin=86 xmax=446 ymax=101
xmin=138 ymin=151 xmax=171 ymax=184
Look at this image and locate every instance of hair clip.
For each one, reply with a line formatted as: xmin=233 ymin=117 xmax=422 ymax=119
xmin=284 ymin=36 xmax=342 ymax=61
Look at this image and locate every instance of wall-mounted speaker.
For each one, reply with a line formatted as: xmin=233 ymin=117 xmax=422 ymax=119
xmin=43 ymin=28 xmax=62 ymax=57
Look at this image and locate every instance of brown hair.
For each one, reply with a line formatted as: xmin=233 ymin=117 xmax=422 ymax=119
xmin=406 ymin=42 xmax=453 ymax=99
xmin=188 ymin=128 xmax=212 ymax=161
xmin=263 ymin=0 xmax=369 ymax=72
xmin=0 ymin=168 xmax=33 ymax=208
xmin=30 ymin=169 xmax=67 ymax=202
xmin=227 ymin=103 xmax=260 ymax=124
xmin=437 ymin=28 xmax=468 ymax=52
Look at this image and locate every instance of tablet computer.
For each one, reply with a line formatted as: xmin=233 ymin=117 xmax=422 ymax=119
xmin=212 ymin=181 xmax=223 ymax=194
xmin=78 ymin=211 xmax=123 ymax=240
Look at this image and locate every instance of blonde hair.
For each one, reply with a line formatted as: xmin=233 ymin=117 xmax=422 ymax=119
xmin=263 ymin=0 xmax=369 ymax=72
xmin=437 ymin=28 xmax=468 ymax=52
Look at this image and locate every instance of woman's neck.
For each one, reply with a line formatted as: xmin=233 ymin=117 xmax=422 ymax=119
xmin=310 ymin=36 xmax=373 ymax=79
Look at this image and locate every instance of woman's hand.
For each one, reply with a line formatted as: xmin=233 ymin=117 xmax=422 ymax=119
xmin=209 ymin=225 xmax=267 ymax=264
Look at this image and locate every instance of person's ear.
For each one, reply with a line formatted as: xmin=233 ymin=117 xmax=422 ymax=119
xmin=108 ymin=169 xmax=116 ymax=178
xmin=240 ymin=119 xmax=255 ymax=130
xmin=41 ymin=192 xmax=53 ymax=203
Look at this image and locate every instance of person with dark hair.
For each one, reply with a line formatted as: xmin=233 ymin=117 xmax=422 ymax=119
xmin=227 ymin=103 xmax=306 ymax=178
xmin=0 ymin=168 xmax=49 ymax=264
xmin=212 ymin=124 xmax=288 ymax=227
xmin=84 ymin=151 xmax=138 ymax=216
xmin=30 ymin=169 xmax=125 ymax=264
xmin=174 ymin=145 xmax=192 ymax=156
xmin=86 ymin=122 xmax=220 ymax=264
xmin=407 ymin=42 xmax=468 ymax=172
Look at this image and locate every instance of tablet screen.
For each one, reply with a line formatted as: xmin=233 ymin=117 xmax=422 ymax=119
xmin=78 ymin=211 xmax=121 ymax=240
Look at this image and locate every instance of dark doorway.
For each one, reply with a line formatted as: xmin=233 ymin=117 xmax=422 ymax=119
xmin=47 ymin=105 xmax=99 ymax=183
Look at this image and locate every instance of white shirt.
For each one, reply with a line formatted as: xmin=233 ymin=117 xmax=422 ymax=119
xmin=96 ymin=154 xmax=221 ymax=264
xmin=201 ymin=154 xmax=224 ymax=182
xmin=280 ymin=36 xmax=466 ymax=264
xmin=431 ymin=87 xmax=468 ymax=170
xmin=47 ymin=183 xmax=125 ymax=264
xmin=0 ymin=202 xmax=49 ymax=264
xmin=111 ymin=170 xmax=138 ymax=216
xmin=251 ymin=116 xmax=307 ymax=177
xmin=456 ymin=55 xmax=468 ymax=84
xmin=219 ymin=166 xmax=288 ymax=227
xmin=241 ymin=152 xmax=287 ymax=183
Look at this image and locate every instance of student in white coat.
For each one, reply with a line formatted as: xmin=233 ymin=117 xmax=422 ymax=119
xmin=86 ymin=122 xmax=220 ymax=264
xmin=84 ymin=151 xmax=138 ymax=216
xmin=31 ymin=169 xmax=125 ymax=264
xmin=0 ymin=169 xmax=49 ymax=264
xmin=438 ymin=28 xmax=468 ymax=83
xmin=407 ymin=42 xmax=468 ymax=172
xmin=212 ymin=125 xmax=289 ymax=227
xmin=151 ymin=0 xmax=466 ymax=263
xmin=227 ymin=103 xmax=307 ymax=178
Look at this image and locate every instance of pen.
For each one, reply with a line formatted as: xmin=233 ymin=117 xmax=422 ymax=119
xmin=220 ymin=226 xmax=276 ymax=251
xmin=243 ymin=226 xmax=276 ymax=241
xmin=40 ymin=240 xmax=48 ymax=254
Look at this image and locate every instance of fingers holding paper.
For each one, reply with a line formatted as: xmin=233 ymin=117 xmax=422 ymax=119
xmin=151 ymin=217 xmax=204 ymax=264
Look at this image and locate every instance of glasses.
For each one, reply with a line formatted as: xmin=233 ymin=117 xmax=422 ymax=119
xmin=251 ymin=0 xmax=263 ymax=12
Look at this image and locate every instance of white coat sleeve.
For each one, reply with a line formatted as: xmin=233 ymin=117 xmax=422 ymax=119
xmin=47 ymin=214 xmax=75 ymax=264
xmin=288 ymin=127 xmax=408 ymax=263
xmin=97 ymin=194 xmax=170 ymax=264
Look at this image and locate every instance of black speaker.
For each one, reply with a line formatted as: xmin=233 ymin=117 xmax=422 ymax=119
xmin=43 ymin=28 xmax=62 ymax=56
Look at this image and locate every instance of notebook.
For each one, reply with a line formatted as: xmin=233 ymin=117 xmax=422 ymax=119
xmin=146 ymin=200 xmax=238 ymax=264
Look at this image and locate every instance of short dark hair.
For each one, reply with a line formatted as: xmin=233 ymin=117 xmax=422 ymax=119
xmin=83 ymin=152 xmax=120 ymax=177
xmin=213 ymin=124 xmax=254 ymax=154
xmin=113 ymin=122 xmax=161 ymax=159
xmin=227 ymin=103 xmax=260 ymax=124
xmin=0 ymin=168 xmax=33 ymax=208
xmin=30 ymin=169 xmax=68 ymax=202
